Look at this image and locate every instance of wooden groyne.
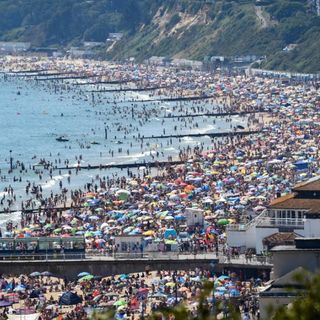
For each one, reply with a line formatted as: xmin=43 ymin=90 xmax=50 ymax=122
xmin=89 ymin=86 xmax=168 ymax=93
xmin=0 ymin=206 xmax=83 ymax=215
xmin=12 ymin=71 xmax=79 ymax=78
xmin=56 ymin=160 xmax=185 ymax=171
xmin=73 ymin=79 xmax=141 ymax=86
xmin=163 ymin=110 xmax=265 ymax=118
xmin=8 ymin=69 xmax=52 ymax=74
xmin=35 ymin=74 xmax=100 ymax=81
xmin=117 ymin=95 xmax=216 ymax=104
xmin=142 ymin=130 xmax=260 ymax=140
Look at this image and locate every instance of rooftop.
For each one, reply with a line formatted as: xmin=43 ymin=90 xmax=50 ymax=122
xmin=269 ymin=198 xmax=320 ymax=213
xmin=260 ymin=267 xmax=309 ymax=296
xmin=292 ymin=177 xmax=320 ymax=192
xmin=272 ymin=238 xmax=320 ymax=251
xmin=263 ymin=232 xmax=300 ymax=246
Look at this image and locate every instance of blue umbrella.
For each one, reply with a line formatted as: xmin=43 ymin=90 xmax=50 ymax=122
xmin=229 ymin=289 xmax=240 ymax=297
xmin=29 ymin=272 xmax=41 ymax=277
xmin=14 ymin=284 xmax=26 ymax=292
xmin=0 ymin=300 xmax=13 ymax=307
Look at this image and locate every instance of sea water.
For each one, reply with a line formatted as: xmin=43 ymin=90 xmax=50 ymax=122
xmin=0 ymin=75 xmax=248 ymax=219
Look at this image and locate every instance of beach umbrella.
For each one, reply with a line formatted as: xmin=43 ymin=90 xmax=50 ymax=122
xmin=89 ymin=215 xmax=100 ymax=220
xmin=174 ymin=214 xmax=185 ymax=221
xmin=123 ymin=226 xmax=134 ymax=234
xmin=164 ymin=228 xmax=177 ymax=239
xmin=0 ymin=300 xmax=13 ymax=307
xmin=137 ymin=288 xmax=149 ymax=294
xmin=13 ymin=285 xmax=26 ymax=292
xmin=152 ymin=292 xmax=167 ymax=298
xmin=119 ymin=274 xmax=129 ymax=280
xmin=143 ymin=230 xmax=155 ymax=236
xmin=59 ymin=292 xmax=82 ymax=305
xmin=105 ymin=292 xmax=120 ymax=298
xmin=29 ymin=272 xmax=41 ymax=277
xmin=78 ymin=275 xmax=94 ymax=282
xmin=115 ymin=190 xmax=130 ymax=201
xmin=85 ymin=231 xmax=94 ymax=237
xmin=29 ymin=289 xmax=41 ymax=298
xmin=113 ymin=299 xmax=127 ymax=306
xmin=229 ymin=289 xmax=240 ymax=297
xmin=78 ymin=272 xmax=91 ymax=277
xmin=217 ymin=219 xmax=229 ymax=225
xmin=41 ymin=271 xmax=53 ymax=277
xmin=216 ymin=286 xmax=227 ymax=292
xmin=165 ymin=282 xmax=176 ymax=287
xmin=53 ymin=228 xmax=62 ymax=234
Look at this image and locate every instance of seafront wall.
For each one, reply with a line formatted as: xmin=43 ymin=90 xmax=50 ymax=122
xmin=0 ymin=256 xmax=272 ymax=280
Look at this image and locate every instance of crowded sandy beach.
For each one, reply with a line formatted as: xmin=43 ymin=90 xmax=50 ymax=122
xmin=0 ymin=55 xmax=319 ymax=319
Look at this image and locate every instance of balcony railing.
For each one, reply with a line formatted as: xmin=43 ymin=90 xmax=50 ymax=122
xmin=256 ymin=217 xmax=304 ymax=228
xmin=227 ymin=210 xmax=305 ymax=231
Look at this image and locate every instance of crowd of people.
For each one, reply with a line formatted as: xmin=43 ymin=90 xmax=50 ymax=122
xmin=0 ymin=56 xmax=319 ymax=318
xmin=0 ymin=268 xmax=264 ymax=320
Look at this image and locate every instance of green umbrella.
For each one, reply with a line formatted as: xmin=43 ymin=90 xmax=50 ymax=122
xmin=78 ymin=274 xmax=94 ymax=282
xmin=44 ymin=224 xmax=53 ymax=229
xmin=53 ymin=228 xmax=62 ymax=233
xmin=217 ymin=219 xmax=229 ymax=225
xmin=113 ymin=299 xmax=127 ymax=306
xmin=85 ymin=231 xmax=94 ymax=237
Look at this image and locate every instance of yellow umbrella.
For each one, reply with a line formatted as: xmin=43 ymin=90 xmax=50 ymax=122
xmin=165 ymin=282 xmax=176 ymax=287
xmin=143 ymin=230 xmax=155 ymax=236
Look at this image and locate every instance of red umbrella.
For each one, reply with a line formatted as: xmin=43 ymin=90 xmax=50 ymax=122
xmin=137 ymin=288 xmax=149 ymax=294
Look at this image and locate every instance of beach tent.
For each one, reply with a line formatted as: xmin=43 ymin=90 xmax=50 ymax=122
xmin=59 ymin=292 xmax=82 ymax=305
xmin=164 ymin=228 xmax=177 ymax=239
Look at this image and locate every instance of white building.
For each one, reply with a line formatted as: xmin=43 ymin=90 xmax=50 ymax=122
xmin=114 ymin=235 xmax=143 ymax=252
xmin=259 ymin=238 xmax=320 ymax=319
xmin=108 ymin=33 xmax=123 ymax=41
xmin=227 ymin=177 xmax=320 ymax=254
xmin=0 ymin=42 xmax=31 ymax=53
xmin=170 ymin=58 xmax=203 ymax=70
xmin=185 ymin=207 xmax=204 ymax=227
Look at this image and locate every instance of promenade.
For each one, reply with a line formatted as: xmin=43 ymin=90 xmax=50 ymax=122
xmin=0 ymin=251 xmax=272 ymax=279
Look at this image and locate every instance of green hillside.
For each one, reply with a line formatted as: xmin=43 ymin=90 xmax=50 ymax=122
xmin=0 ymin=0 xmax=319 ymax=72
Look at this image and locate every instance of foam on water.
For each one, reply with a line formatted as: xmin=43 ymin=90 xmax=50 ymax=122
xmin=0 ymin=211 xmax=21 ymax=229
